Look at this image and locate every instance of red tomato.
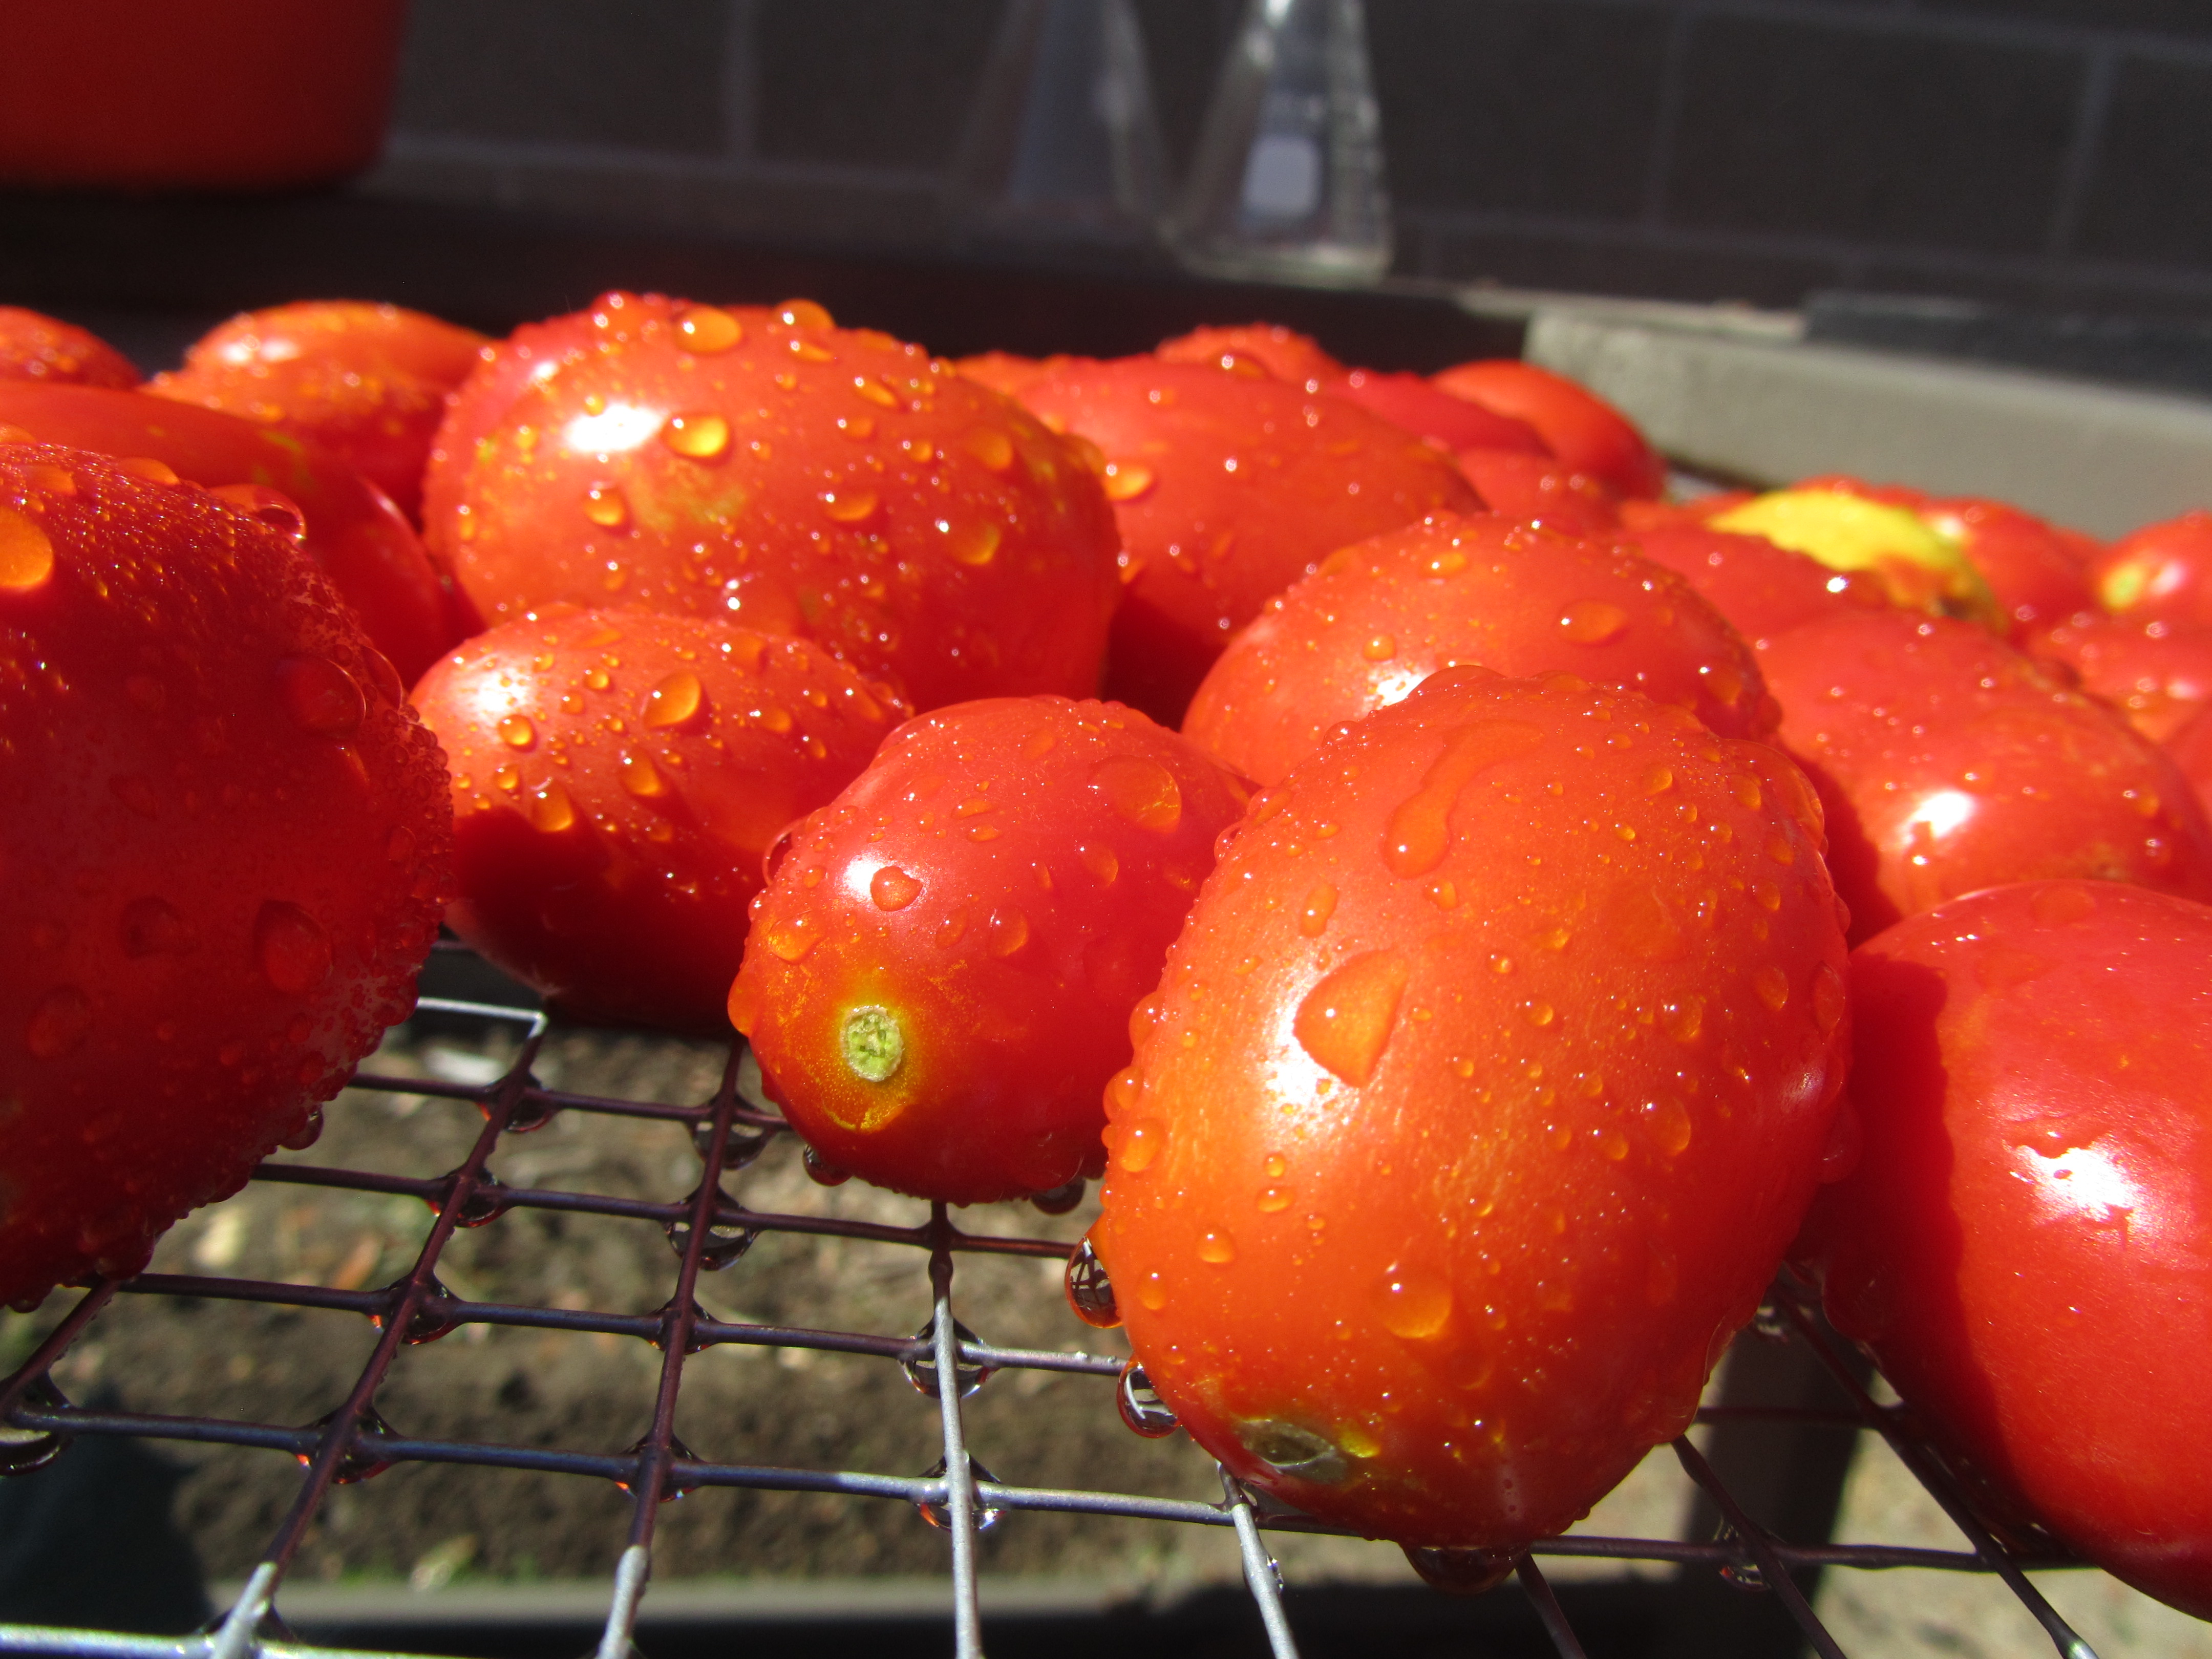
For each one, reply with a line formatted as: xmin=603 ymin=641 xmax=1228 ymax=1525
xmin=1795 ymin=881 xmax=2212 ymax=1618
xmin=0 ymin=444 xmax=452 ymax=1307
xmin=2092 ymin=509 xmax=2212 ymax=628
xmin=2167 ymin=701 xmax=2212 ymax=819
xmin=152 ymin=300 xmax=489 ymax=521
xmin=2026 ymin=611 xmax=2212 ymax=744
xmin=950 ymin=350 xmax=1090 ymax=399
xmin=0 ymin=307 xmax=140 ymax=389
xmin=433 ymin=301 xmax=1119 ymax=713
xmin=1183 ymin=514 xmax=1775 ymax=785
xmin=1618 ymin=492 xmax=1755 ymax=533
xmin=1328 ymin=370 xmax=1549 ymax=458
xmin=729 ymin=696 xmax=1250 ymax=1203
xmin=1759 ymin=608 xmax=2212 ymax=941
xmin=1018 ymin=359 xmax=1479 ymax=725
xmin=1155 ymin=324 xmax=1346 ymax=388
xmin=1451 ymin=450 xmax=1620 ymax=536
xmin=0 ymin=382 xmax=468 ymax=685
xmin=1626 ymin=523 xmax=1886 ymax=649
xmin=1431 ymin=360 xmax=1665 ymax=500
xmin=1095 ymin=668 xmax=1851 ymax=1548
xmin=415 ymin=609 xmax=905 ymax=1035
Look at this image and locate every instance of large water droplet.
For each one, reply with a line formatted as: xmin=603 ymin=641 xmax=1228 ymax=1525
xmin=915 ymin=1453 xmax=1003 ymax=1531
xmin=1117 ymin=1362 xmax=1179 ymax=1437
xmin=662 ymin=412 xmax=731 ymax=460
xmin=642 ymin=670 xmax=706 ymax=730
xmin=1293 ymin=950 xmax=1410 ymax=1087
xmin=1090 ymin=755 xmax=1182 ymax=832
xmin=620 ymin=752 xmax=667 ymax=799
xmin=1198 ymin=1229 xmax=1236 ymax=1265
xmin=1642 ymin=1096 xmax=1693 ymax=1156
xmin=1031 ymin=1176 xmax=1084 ymax=1215
xmin=208 ymin=482 xmax=310 ymax=544
xmin=965 ymin=429 xmax=1014 ymax=471
xmin=255 ymin=901 xmax=331 ymax=993
xmin=1753 ymin=965 xmax=1790 ymax=1011
xmin=1559 ymin=600 xmax=1630 ymax=644
xmin=1811 ymin=962 xmax=1845 ymax=1032
xmin=582 ymin=483 xmax=630 ymax=529
xmin=530 ymin=782 xmax=577 ymax=834
xmin=24 ymin=985 xmax=91 ymax=1059
xmin=1384 ymin=721 xmax=1545 ymax=877
xmin=870 ymin=865 xmax=921 ymax=910
xmin=496 ymin=713 xmax=536 ymax=750
xmin=1114 ymin=1118 xmax=1166 ymax=1173
xmin=819 ymin=488 xmax=879 ymax=525
xmin=1402 ymin=1545 xmax=1516 ymax=1596
xmin=1065 ymin=1237 xmax=1121 ymax=1328
xmin=1078 ymin=842 xmax=1119 ymax=884
xmin=944 ymin=519 xmax=1002 ymax=567
xmin=904 ymin=1314 xmax=993 ymax=1397
xmin=1376 ymin=1265 xmax=1453 ymax=1338
xmin=1299 ymin=882 xmax=1337 ymax=938
xmin=986 ymin=906 xmax=1030 ymax=957
xmin=1102 ymin=461 xmax=1154 ymax=502
xmin=675 ymin=305 xmax=743 ymax=354
xmin=665 ymin=1185 xmax=758 ymax=1270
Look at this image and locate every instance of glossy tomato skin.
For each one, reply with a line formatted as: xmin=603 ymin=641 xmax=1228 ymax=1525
xmin=2091 ymin=509 xmax=2212 ymax=627
xmin=0 ymin=382 xmax=466 ymax=684
xmin=1154 ymin=324 xmax=1346 ymax=388
xmin=1917 ymin=496 xmax=2095 ymax=636
xmin=1760 ymin=609 xmax=2212 ymax=942
xmin=1431 ymin=360 xmax=1665 ymax=500
xmin=414 ymin=609 xmax=904 ymax=1035
xmin=1625 ymin=524 xmax=1885 ymax=649
xmin=435 ymin=302 xmax=1118 ymax=713
xmin=1184 ymin=514 xmax=1775 ymax=785
xmin=1451 ymin=450 xmax=1620 ymax=536
xmin=1096 ymin=669 xmax=1850 ymax=1545
xmin=0 ymin=444 xmax=452 ymax=1307
xmin=1019 ymin=359 xmax=1479 ymax=726
xmin=1327 ymin=370 xmax=1549 ymax=457
xmin=2025 ymin=611 xmax=2212 ymax=744
xmin=0 ymin=307 xmax=140 ymax=388
xmin=152 ymin=300 xmax=489 ymax=521
xmin=730 ymin=696 xmax=1249 ymax=1203
xmin=1794 ymin=881 xmax=2212 ymax=1617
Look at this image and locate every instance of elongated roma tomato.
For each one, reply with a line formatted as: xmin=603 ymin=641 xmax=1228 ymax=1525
xmin=1019 ymin=358 xmax=1478 ymax=726
xmin=432 ymin=300 xmax=1118 ymax=713
xmin=730 ymin=696 xmax=1250 ymax=1203
xmin=415 ymin=609 xmax=906 ymax=1035
xmin=0 ymin=307 xmax=140 ymax=388
xmin=1795 ymin=881 xmax=2212 ymax=1618
xmin=1 ymin=444 xmax=452 ymax=1306
xmin=0 ymin=382 xmax=467 ymax=684
xmin=1184 ymin=514 xmax=1774 ymax=786
xmin=1094 ymin=669 xmax=1851 ymax=1548
xmin=1760 ymin=608 xmax=2212 ymax=941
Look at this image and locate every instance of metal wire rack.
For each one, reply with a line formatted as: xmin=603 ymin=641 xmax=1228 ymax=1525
xmin=0 ymin=949 xmax=2116 ymax=1659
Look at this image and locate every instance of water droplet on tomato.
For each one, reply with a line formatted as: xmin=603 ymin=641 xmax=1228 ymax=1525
xmin=943 ymin=519 xmax=1001 ymax=567
xmin=819 ymin=488 xmax=879 ymax=525
xmin=1078 ymin=842 xmax=1119 ymax=884
xmin=24 ymin=985 xmax=91 ymax=1059
xmin=255 ymin=901 xmax=330 ymax=993
xmin=497 ymin=714 xmax=536 ymax=750
xmin=1136 ymin=1270 xmax=1167 ymax=1311
xmin=531 ymin=782 xmax=577 ymax=834
xmin=1376 ymin=1266 xmax=1452 ymax=1338
xmin=1258 ymin=1185 xmax=1291 ymax=1212
xmin=1560 ymin=600 xmax=1629 ymax=644
xmin=965 ymin=429 xmax=1014 ymax=471
xmin=802 ymin=1145 xmax=849 ymax=1186
xmin=583 ymin=484 xmax=630 ymax=529
xmin=1810 ymin=962 xmax=1845 ymax=1031
xmin=1293 ymin=950 xmax=1410 ymax=1087
xmin=1402 ymin=1546 xmax=1515 ymax=1596
xmin=1753 ymin=965 xmax=1790 ymax=1011
xmin=675 ymin=305 xmax=743 ymax=353
xmin=1298 ymin=882 xmax=1337 ymax=937
xmin=870 ymin=865 xmax=921 ymax=910
xmin=1385 ymin=720 xmax=1545 ymax=877
xmin=1090 ymin=755 xmax=1181 ymax=832
xmin=1197 ymin=1230 xmax=1236 ymax=1265
xmin=1064 ymin=1237 xmax=1121 ymax=1328
xmin=620 ymin=752 xmax=667 ymax=798
xmin=662 ymin=413 xmax=731 ymax=460
xmin=1118 ymin=1362 xmax=1179 ymax=1436
xmin=1641 ymin=1096 xmax=1693 ymax=1156
xmin=1115 ymin=1118 xmax=1166 ymax=1173
xmin=1643 ymin=764 xmax=1674 ymax=795
xmin=986 ymin=906 xmax=1030 ymax=957
xmin=642 ymin=670 xmax=706 ymax=730
xmin=760 ymin=915 xmax=819 ymax=962
xmin=1662 ymin=995 xmax=1704 ymax=1044
xmin=274 ymin=654 xmax=365 ymax=738
xmin=119 ymin=896 xmax=190 ymax=957
xmin=1102 ymin=462 xmax=1154 ymax=502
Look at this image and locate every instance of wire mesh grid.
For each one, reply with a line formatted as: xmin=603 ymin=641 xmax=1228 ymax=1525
xmin=0 ymin=951 xmax=2112 ymax=1659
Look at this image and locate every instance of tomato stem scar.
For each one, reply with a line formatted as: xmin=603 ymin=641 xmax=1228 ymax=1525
xmin=841 ymin=1005 xmax=904 ymax=1082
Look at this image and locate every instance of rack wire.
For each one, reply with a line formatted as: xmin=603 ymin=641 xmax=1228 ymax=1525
xmin=0 ymin=955 xmax=2116 ymax=1659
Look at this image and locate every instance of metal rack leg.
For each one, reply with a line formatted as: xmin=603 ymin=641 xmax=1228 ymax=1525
xmin=1220 ymin=1470 xmax=1301 ymax=1659
xmin=928 ymin=1208 xmax=985 ymax=1659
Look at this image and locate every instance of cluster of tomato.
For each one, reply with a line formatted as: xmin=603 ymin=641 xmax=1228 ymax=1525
xmin=3 ymin=293 xmax=2210 ymax=1618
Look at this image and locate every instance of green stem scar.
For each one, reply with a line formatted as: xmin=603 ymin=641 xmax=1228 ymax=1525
xmin=840 ymin=1005 xmax=905 ymax=1083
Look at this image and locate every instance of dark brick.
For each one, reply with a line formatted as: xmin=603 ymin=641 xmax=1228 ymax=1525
xmin=2075 ymin=56 xmax=2212 ymax=269
xmin=1368 ymin=0 xmax=1673 ymax=220
xmin=392 ymin=0 xmax=729 ymax=155
xmin=1665 ymin=16 xmax=2081 ymax=254
xmin=754 ymin=0 xmax=1003 ymax=172
xmin=1913 ymin=1 xmax=2212 ymax=40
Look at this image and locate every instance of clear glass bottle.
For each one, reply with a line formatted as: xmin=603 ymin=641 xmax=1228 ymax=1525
xmin=947 ymin=0 xmax=1167 ymax=247
xmin=1171 ymin=0 xmax=1393 ymax=285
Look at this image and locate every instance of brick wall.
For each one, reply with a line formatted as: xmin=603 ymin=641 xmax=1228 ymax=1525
xmin=370 ymin=0 xmax=2212 ymax=317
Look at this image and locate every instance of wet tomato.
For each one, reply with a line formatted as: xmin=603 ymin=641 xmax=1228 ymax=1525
xmin=1759 ymin=608 xmax=2212 ymax=942
xmin=414 ymin=609 xmax=904 ymax=1035
xmin=1431 ymin=360 xmax=1665 ymax=501
xmin=2092 ymin=508 xmax=2212 ymax=628
xmin=1094 ymin=668 xmax=1851 ymax=1548
xmin=2026 ymin=611 xmax=2212 ymax=745
xmin=0 ymin=382 xmax=469 ymax=684
xmin=1712 ymin=487 xmax=2000 ymax=627
xmin=1326 ymin=370 xmax=1549 ymax=458
xmin=1624 ymin=523 xmax=1885 ymax=650
xmin=0 ymin=307 xmax=139 ymax=389
xmin=1183 ymin=514 xmax=1774 ymax=786
xmin=431 ymin=299 xmax=1118 ymax=713
xmin=152 ymin=300 xmax=489 ymax=521
xmin=729 ymin=696 xmax=1249 ymax=1203
xmin=1450 ymin=451 xmax=1620 ymax=537
xmin=1019 ymin=358 xmax=1478 ymax=725
xmin=1154 ymin=323 xmax=1345 ymax=388
xmin=0 ymin=444 xmax=452 ymax=1306
xmin=1795 ymin=880 xmax=2212 ymax=1618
